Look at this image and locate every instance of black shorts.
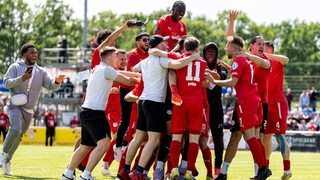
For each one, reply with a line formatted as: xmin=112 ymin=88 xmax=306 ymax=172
xmin=229 ymin=103 xmax=241 ymax=132
xmin=137 ymin=100 xmax=166 ymax=133
xmin=164 ymin=86 xmax=173 ymax=121
xmin=80 ymin=107 xmax=111 ymax=146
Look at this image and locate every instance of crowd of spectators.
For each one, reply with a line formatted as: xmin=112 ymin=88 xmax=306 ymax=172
xmin=222 ymin=88 xmax=320 ymax=131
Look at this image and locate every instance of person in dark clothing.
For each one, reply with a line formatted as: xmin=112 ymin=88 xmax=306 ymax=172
xmin=203 ymin=42 xmax=227 ymax=178
xmin=44 ymin=108 xmax=57 ymax=146
xmin=309 ymin=86 xmax=319 ymax=112
xmin=58 ymin=35 xmax=68 ymax=63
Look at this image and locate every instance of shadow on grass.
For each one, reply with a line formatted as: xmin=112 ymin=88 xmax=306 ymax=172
xmin=1 ymin=175 xmax=56 ymax=179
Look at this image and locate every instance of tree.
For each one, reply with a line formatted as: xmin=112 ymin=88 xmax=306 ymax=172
xmin=0 ymin=0 xmax=31 ymax=75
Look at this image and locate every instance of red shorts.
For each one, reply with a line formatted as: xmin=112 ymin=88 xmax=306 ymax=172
xmin=201 ymin=107 xmax=209 ymax=137
xmin=171 ymin=100 xmax=203 ymax=134
xmin=265 ymin=101 xmax=288 ymax=134
xmin=237 ymin=97 xmax=260 ymax=131
xmin=106 ymin=111 xmax=121 ymax=134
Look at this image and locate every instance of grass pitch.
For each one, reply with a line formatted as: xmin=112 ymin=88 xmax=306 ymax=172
xmin=0 ymin=144 xmax=319 ymax=179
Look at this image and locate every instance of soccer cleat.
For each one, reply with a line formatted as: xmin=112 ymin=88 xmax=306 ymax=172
xmin=184 ymin=171 xmax=195 ymax=180
xmin=215 ymin=173 xmax=227 ymax=180
xmin=61 ymin=174 xmax=76 ymax=180
xmin=249 ymin=175 xmax=256 ymax=180
xmin=256 ymin=166 xmax=272 ymax=180
xmin=100 ymin=167 xmax=112 ymax=176
xmin=114 ymin=145 xmax=123 ymax=162
xmin=153 ymin=168 xmax=164 ymax=180
xmin=214 ymin=168 xmax=221 ymax=177
xmin=2 ymin=162 xmax=11 ymax=175
xmin=170 ymin=168 xmax=180 ymax=180
xmin=128 ymin=170 xmax=147 ymax=180
xmin=281 ymin=172 xmax=292 ymax=180
xmin=79 ymin=174 xmax=95 ymax=180
xmin=164 ymin=173 xmax=171 ymax=180
xmin=0 ymin=152 xmax=8 ymax=167
xmin=117 ymin=168 xmax=130 ymax=180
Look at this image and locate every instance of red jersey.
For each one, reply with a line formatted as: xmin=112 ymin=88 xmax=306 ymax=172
xmin=0 ymin=112 xmax=8 ymax=128
xmin=231 ymin=57 xmax=259 ymax=101
xmin=120 ymin=47 xmax=149 ymax=89
xmin=154 ymin=14 xmax=187 ymax=51
xmin=90 ymin=48 xmax=100 ymax=69
xmin=251 ymin=55 xmax=271 ymax=103
xmin=105 ymin=84 xmax=121 ymax=118
xmin=45 ymin=113 xmax=56 ymax=128
xmin=175 ymin=53 xmax=207 ymax=102
xmin=267 ymin=60 xmax=286 ymax=104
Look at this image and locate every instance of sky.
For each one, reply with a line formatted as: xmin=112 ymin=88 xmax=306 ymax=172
xmin=29 ymin=0 xmax=319 ymax=24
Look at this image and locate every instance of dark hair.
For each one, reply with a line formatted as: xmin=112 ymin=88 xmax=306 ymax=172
xmin=184 ymin=36 xmax=200 ymax=52
xmin=264 ymin=41 xmax=274 ymax=51
xmin=227 ymin=36 xmax=244 ymax=48
xmin=96 ymin=29 xmax=113 ymax=44
xmin=135 ymin=32 xmax=149 ymax=41
xmin=20 ymin=43 xmax=36 ymax=56
xmin=100 ymin=46 xmax=117 ymax=60
xmin=250 ymin=36 xmax=264 ymax=45
xmin=172 ymin=0 xmax=186 ymax=10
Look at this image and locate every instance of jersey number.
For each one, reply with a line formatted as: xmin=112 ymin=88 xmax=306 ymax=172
xmin=186 ymin=61 xmax=200 ymax=82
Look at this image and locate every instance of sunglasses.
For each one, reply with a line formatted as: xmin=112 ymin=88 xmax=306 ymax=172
xmin=142 ymin=38 xmax=150 ymax=42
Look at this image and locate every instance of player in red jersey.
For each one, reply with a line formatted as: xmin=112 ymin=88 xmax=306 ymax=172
xmin=0 ymin=102 xmax=8 ymax=142
xmin=153 ymin=0 xmax=187 ymax=51
xmin=44 ymin=108 xmax=57 ymax=146
xmin=214 ymin=36 xmax=271 ymax=180
xmin=115 ymin=32 xmax=150 ymax=161
xmin=263 ymin=41 xmax=292 ymax=180
xmin=169 ymin=36 xmax=207 ymax=180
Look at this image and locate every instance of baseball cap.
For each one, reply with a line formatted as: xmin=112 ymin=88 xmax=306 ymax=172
xmin=149 ymin=35 xmax=169 ymax=48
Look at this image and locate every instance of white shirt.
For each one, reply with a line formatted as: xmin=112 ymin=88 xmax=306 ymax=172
xmin=135 ymin=55 xmax=171 ymax=103
xmin=82 ymin=62 xmax=118 ymax=110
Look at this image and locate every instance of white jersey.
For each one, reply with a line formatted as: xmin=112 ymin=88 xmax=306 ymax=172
xmin=82 ymin=62 xmax=118 ymax=110
xmin=135 ymin=54 xmax=171 ymax=103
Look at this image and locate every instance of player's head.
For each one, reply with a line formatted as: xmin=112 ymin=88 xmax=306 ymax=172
xmin=21 ymin=43 xmax=37 ymax=65
xmin=149 ymin=35 xmax=169 ymax=51
xmin=184 ymin=36 xmax=199 ymax=53
xmin=171 ymin=0 xmax=186 ymax=22
xmin=96 ymin=29 xmax=113 ymax=46
xmin=100 ymin=46 xmax=117 ymax=67
xmin=175 ymin=35 xmax=188 ymax=54
xmin=203 ymin=42 xmax=218 ymax=65
xmin=225 ymin=36 xmax=244 ymax=59
xmin=264 ymin=41 xmax=274 ymax=54
xmin=116 ymin=49 xmax=127 ymax=70
xmin=249 ymin=36 xmax=264 ymax=57
xmin=135 ymin=32 xmax=150 ymax=52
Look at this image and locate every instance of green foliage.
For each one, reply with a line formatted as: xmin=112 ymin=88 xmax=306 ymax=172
xmin=0 ymin=0 xmax=320 ymax=78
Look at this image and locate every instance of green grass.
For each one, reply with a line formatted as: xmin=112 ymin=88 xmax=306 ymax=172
xmin=0 ymin=144 xmax=319 ymax=179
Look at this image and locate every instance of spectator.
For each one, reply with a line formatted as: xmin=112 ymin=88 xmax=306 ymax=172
xmin=224 ymin=87 xmax=235 ymax=113
xmin=299 ymin=90 xmax=310 ymax=109
xmin=307 ymin=120 xmax=317 ymax=131
xmin=70 ymin=115 xmax=80 ymax=128
xmin=285 ymin=88 xmax=293 ymax=111
xmin=302 ymin=104 xmax=313 ymax=122
xmin=291 ymin=104 xmax=302 ymax=120
xmin=0 ymin=102 xmax=9 ymax=142
xmin=309 ymin=86 xmax=319 ymax=112
xmin=313 ymin=113 xmax=320 ymax=130
xmin=64 ymin=77 xmax=74 ymax=98
xmin=289 ymin=119 xmax=299 ymax=130
xmin=58 ymin=35 xmax=68 ymax=63
xmin=44 ymin=108 xmax=57 ymax=146
xmin=298 ymin=120 xmax=308 ymax=131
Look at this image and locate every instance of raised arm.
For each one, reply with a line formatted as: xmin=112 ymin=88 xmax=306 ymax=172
xmin=226 ymin=10 xmax=238 ymax=38
xmin=97 ymin=20 xmax=136 ymax=51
